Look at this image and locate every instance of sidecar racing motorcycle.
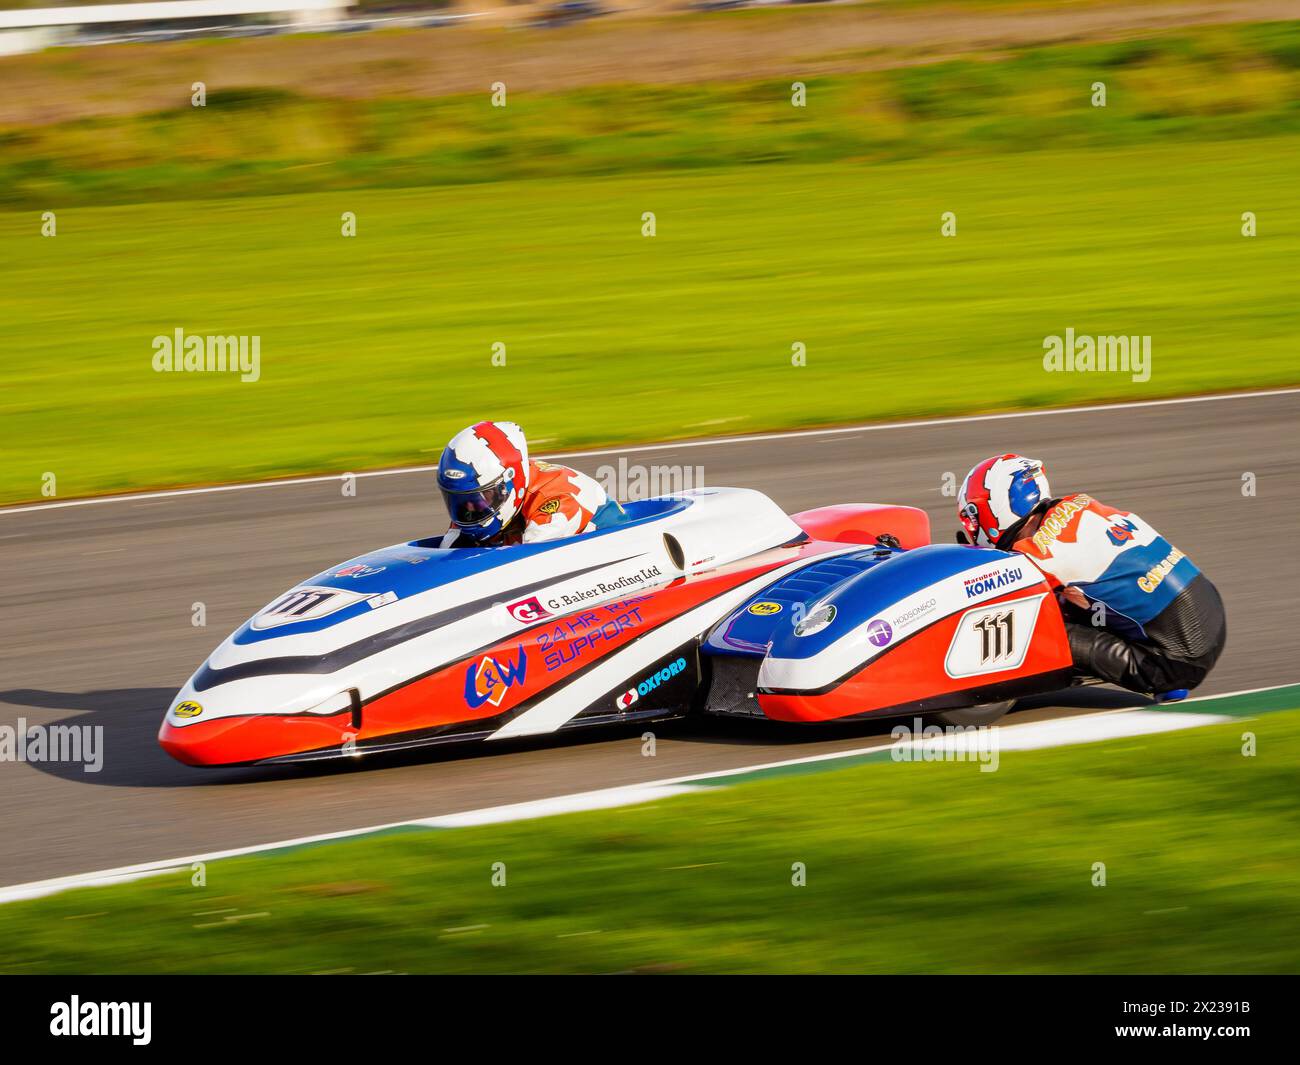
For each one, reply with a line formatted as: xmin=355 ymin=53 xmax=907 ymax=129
xmin=160 ymin=488 xmax=1075 ymax=766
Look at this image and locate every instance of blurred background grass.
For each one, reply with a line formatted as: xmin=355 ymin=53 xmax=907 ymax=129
xmin=1 ymin=19 xmax=1298 ymax=503
xmin=3 ymin=709 xmax=1297 ymax=974
xmin=6 ymin=25 xmax=1300 ymax=206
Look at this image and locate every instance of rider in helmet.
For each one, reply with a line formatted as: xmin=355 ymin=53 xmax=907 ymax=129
xmin=957 ymin=454 xmax=1226 ymax=699
xmin=435 ymin=420 xmax=624 ymax=547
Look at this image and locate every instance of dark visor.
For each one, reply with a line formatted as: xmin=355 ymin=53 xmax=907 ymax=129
xmin=442 ymin=477 xmax=512 ymax=527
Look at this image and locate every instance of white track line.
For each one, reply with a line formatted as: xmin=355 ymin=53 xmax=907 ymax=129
xmin=4 ymin=386 xmax=1298 ymax=517
xmin=1 ymin=684 xmax=1287 ymax=905
xmin=420 ymin=783 xmax=706 ymax=828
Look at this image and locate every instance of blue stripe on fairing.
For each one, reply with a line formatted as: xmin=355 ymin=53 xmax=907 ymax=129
xmin=777 ymin=545 xmax=1028 ymax=660
xmin=703 ymin=549 xmax=887 ymax=655
xmin=704 ymin=544 xmax=1025 ymax=660
xmin=233 ymin=497 xmax=690 ymax=644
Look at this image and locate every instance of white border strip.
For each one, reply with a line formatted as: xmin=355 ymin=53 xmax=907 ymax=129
xmin=5 ymin=387 xmax=1298 ymax=517
xmin=0 ymin=682 xmax=1286 ymax=905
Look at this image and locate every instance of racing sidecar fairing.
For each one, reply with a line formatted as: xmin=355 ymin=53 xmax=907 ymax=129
xmin=159 ymin=488 xmax=1073 ymax=766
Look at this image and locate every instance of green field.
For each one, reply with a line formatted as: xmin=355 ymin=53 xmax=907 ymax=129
xmin=1 ymin=25 xmax=1298 ymax=505
xmin=3 ymin=709 xmax=1297 ymax=974
xmin=2 ymin=140 xmax=1296 ymax=504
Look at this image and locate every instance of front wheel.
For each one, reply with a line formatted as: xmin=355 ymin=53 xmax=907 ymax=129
xmin=928 ymin=700 xmax=1015 ymax=727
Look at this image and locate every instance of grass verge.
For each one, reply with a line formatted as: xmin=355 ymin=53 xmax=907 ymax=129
xmin=5 ymin=24 xmax=1300 ymax=207
xmin=2 ymin=710 xmax=1297 ymax=973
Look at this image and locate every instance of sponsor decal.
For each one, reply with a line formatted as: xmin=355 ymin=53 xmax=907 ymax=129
xmin=334 ymin=563 xmax=385 ymax=579
xmin=1030 ymin=495 xmax=1092 ymax=553
xmin=545 ymin=565 xmax=664 ymax=612
xmin=539 ymin=498 xmax=562 ymax=515
xmin=442 ymin=468 xmax=467 ymax=481
xmin=1138 ymin=546 xmax=1186 ymax=593
xmin=621 ymin=657 xmax=689 ymax=707
xmin=963 ymin=565 xmax=1025 ymax=600
xmin=541 ymin=598 xmax=649 ymax=671
xmin=892 ymin=597 xmax=937 ymax=631
xmin=506 ymin=595 xmax=552 ymax=624
xmin=367 ymin=591 xmax=398 ymax=610
xmin=866 ymin=618 xmax=893 ymax=648
xmin=173 ymin=700 xmax=203 ymax=719
xmin=748 ymin=601 xmax=783 ymax=616
xmin=795 ymin=602 xmax=836 ymax=637
xmin=464 ymin=647 xmax=528 ymax=710
xmin=1106 ymin=518 xmax=1138 ymax=546
xmin=251 ymin=586 xmax=372 ymax=630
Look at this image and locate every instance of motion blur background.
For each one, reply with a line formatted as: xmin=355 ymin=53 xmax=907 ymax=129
xmin=1 ymin=0 xmax=1298 ymax=975
xmin=1 ymin=0 xmax=1298 ymax=504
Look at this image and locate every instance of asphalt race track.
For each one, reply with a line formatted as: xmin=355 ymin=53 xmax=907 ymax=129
xmin=1 ymin=391 xmax=1296 ymax=889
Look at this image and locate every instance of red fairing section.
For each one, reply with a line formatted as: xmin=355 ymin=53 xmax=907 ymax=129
xmin=792 ymin=504 xmax=931 ymax=549
xmin=357 ymin=541 xmax=846 ymax=741
xmin=159 ymin=712 xmax=354 ymax=767
xmin=757 ymin=586 xmax=1072 ymax=723
xmin=160 ymin=539 xmax=849 ymax=765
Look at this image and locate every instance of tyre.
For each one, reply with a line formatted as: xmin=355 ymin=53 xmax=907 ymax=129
xmin=928 ymin=699 xmax=1015 ymax=727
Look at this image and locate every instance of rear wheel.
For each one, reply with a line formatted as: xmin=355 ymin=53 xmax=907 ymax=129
xmin=928 ymin=700 xmax=1014 ymax=727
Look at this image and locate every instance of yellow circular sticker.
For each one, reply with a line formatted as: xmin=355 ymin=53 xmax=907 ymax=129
xmin=748 ymin=601 xmax=783 ymax=616
xmin=174 ymin=701 xmax=203 ymax=719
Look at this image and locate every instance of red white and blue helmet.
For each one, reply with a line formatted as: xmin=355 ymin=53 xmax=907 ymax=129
xmin=957 ymin=454 xmax=1050 ymax=548
xmin=437 ymin=421 xmax=530 ymax=541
